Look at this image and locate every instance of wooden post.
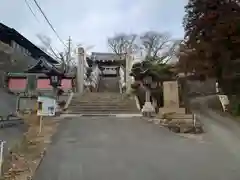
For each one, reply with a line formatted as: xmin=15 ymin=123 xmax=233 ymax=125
xmin=39 ymin=116 xmax=43 ymax=134
xmin=0 ymin=140 xmax=6 ymax=176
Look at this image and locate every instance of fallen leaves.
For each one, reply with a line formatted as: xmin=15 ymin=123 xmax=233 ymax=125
xmin=2 ymin=114 xmax=59 ymax=180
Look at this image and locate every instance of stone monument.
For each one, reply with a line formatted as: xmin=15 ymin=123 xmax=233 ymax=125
xmin=159 ymin=81 xmax=186 ymax=115
xmin=157 ymin=81 xmax=201 ymax=134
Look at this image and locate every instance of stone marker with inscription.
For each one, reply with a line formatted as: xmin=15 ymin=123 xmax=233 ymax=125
xmin=159 ymin=81 xmax=187 ymax=116
xmin=157 ymin=81 xmax=199 ymax=133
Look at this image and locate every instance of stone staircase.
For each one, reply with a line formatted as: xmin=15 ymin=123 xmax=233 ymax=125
xmin=98 ymin=77 xmax=120 ymax=92
xmin=67 ymin=92 xmax=139 ymax=114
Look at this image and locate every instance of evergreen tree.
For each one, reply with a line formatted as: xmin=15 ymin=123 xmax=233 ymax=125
xmin=182 ymin=0 xmax=240 ymax=91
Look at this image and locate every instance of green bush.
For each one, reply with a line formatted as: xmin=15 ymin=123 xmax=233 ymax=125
xmin=231 ymin=101 xmax=240 ymax=116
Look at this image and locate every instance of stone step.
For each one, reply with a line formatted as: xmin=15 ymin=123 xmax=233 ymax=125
xmin=70 ymin=100 xmax=136 ymax=105
xmin=98 ymin=77 xmax=120 ymax=92
xmin=69 ymin=110 xmax=139 ymax=113
xmin=68 ymin=111 xmax=140 ymax=114
xmin=68 ymin=106 xmax=137 ymax=111
xmin=72 ymin=95 xmax=135 ymax=100
xmin=72 ymin=99 xmax=121 ymax=102
xmin=76 ymin=94 xmax=123 ymax=97
xmin=73 ymin=94 xmax=133 ymax=100
xmin=68 ymin=111 xmax=139 ymax=114
xmin=69 ymin=92 xmax=139 ymax=113
xmin=71 ymin=100 xmax=133 ymax=103
xmin=69 ymin=107 xmax=137 ymax=110
xmin=68 ymin=110 xmax=139 ymax=114
xmin=77 ymin=96 xmax=123 ymax=99
xmin=67 ymin=110 xmax=139 ymax=114
xmin=69 ymin=105 xmax=137 ymax=109
xmin=72 ymin=99 xmax=124 ymax=103
xmin=71 ymin=104 xmax=135 ymax=107
xmin=70 ymin=102 xmax=136 ymax=106
xmin=73 ymin=97 xmax=123 ymax=100
xmin=69 ymin=106 xmax=137 ymax=109
xmin=74 ymin=92 xmax=122 ymax=97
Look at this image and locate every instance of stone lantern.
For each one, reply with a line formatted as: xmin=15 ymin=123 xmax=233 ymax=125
xmin=41 ymin=57 xmax=64 ymax=98
xmin=49 ymin=74 xmax=62 ymax=88
xmin=141 ymin=70 xmax=155 ymax=117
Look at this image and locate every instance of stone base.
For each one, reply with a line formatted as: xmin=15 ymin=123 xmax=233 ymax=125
xmin=158 ymin=113 xmax=193 ymax=120
xmin=159 ymin=107 xmax=186 ymax=115
xmin=151 ymin=114 xmax=203 ymax=134
xmin=142 ymin=102 xmax=155 ymax=117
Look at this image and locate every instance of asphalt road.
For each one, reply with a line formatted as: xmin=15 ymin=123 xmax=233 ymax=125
xmin=0 ymin=88 xmax=24 ymax=157
xmin=0 ymin=124 xmax=26 ymax=157
xmin=0 ymin=88 xmax=16 ymax=117
xmin=34 ymin=116 xmax=240 ymax=180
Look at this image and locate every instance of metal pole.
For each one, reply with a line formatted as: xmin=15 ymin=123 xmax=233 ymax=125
xmin=0 ymin=140 xmax=6 ymax=176
xmin=67 ymin=37 xmax=71 ymax=62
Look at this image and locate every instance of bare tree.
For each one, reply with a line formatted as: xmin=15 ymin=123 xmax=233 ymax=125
xmin=108 ymin=33 xmax=138 ymax=58
xmin=36 ymin=34 xmax=61 ymax=59
xmin=36 ymin=34 xmax=78 ymax=73
xmin=140 ymin=31 xmax=180 ymax=64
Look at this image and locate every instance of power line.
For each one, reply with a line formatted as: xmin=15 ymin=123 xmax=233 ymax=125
xmin=24 ymin=0 xmax=63 ymax=61
xmin=24 ymin=0 xmax=40 ymax=22
xmin=32 ymin=0 xmax=68 ymax=49
xmin=25 ymin=3 xmax=62 ymax=59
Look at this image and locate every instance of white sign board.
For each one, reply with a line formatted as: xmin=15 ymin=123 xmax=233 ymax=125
xmin=37 ymin=96 xmax=56 ymax=116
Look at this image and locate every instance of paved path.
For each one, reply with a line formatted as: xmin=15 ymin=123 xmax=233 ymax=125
xmin=34 ymin=116 xmax=240 ymax=180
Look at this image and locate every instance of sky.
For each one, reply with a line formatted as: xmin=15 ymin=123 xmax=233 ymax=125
xmin=0 ymin=0 xmax=188 ymax=53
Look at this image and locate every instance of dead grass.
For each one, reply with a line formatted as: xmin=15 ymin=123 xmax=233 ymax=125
xmin=2 ymin=114 xmax=59 ymax=180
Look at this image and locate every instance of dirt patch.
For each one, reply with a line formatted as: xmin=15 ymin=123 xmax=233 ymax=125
xmin=1 ymin=114 xmax=59 ymax=180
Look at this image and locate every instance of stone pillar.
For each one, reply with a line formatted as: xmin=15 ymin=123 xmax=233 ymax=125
xmin=142 ymin=88 xmax=155 ymax=117
xmin=77 ymin=47 xmax=85 ymax=94
xmin=145 ymin=89 xmax=150 ymax=102
xmin=125 ymin=51 xmax=134 ymax=93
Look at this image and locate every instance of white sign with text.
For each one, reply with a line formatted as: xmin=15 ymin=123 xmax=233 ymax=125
xmin=37 ymin=96 xmax=56 ymax=116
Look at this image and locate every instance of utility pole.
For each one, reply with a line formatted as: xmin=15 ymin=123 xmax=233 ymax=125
xmin=67 ymin=36 xmax=72 ymax=65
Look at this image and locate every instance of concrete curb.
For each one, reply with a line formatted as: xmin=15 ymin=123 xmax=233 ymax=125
xmin=0 ymin=119 xmax=24 ymax=129
xmin=31 ymin=149 xmax=46 ymax=179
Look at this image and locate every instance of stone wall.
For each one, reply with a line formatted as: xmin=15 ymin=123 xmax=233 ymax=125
xmin=185 ymin=78 xmax=217 ymax=97
xmin=179 ymin=78 xmax=220 ymax=113
xmin=0 ymin=88 xmax=16 ymax=117
xmin=0 ymin=49 xmax=36 ymax=116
